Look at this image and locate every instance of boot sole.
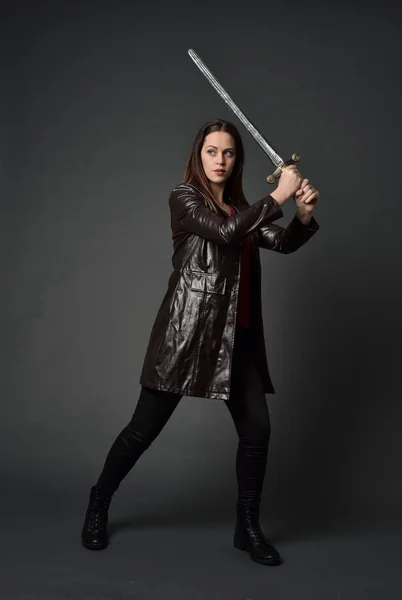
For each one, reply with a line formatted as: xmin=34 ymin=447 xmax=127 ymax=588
xmin=234 ymin=538 xmax=282 ymax=565
xmin=82 ymin=540 xmax=109 ymax=551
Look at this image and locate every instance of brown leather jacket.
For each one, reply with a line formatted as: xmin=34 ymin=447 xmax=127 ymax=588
xmin=139 ymin=183 xmax=319 ymax=400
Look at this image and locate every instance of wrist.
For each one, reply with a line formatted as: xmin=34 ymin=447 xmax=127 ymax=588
xmin=296 ymin=210 xmax=312 ymax=225
xmin=269 ymin=189 xmax=288 ymax=206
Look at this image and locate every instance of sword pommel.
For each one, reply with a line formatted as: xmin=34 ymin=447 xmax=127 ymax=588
xmin=267 ymin=153 xmax=301 ymax=184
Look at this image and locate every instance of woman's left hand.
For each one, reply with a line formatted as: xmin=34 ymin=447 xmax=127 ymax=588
xmin=293 ymin=178 xmax=320 ymax=214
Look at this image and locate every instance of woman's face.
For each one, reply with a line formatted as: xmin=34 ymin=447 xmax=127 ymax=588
xmin=200 ymin=131 xmax=236 ymax=185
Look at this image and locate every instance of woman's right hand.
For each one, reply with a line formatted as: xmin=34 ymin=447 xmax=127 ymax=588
xmin=269 ymin=165 xmax=303 ymax=206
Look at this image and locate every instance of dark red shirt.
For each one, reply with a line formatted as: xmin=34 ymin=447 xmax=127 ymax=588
xmin=228 ymin=204 xmax=251 ymax=328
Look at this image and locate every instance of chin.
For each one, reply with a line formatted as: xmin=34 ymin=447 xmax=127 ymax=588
xmin=210 ymin=175 xmax=228 ymax=183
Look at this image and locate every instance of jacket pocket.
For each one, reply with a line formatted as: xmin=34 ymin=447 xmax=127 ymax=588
xmin=190 ymin=271 xmax=227 ymax=295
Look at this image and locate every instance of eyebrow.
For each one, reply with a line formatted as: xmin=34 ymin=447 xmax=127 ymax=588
xmin=206 ymin=145 xmax=235 ymax=151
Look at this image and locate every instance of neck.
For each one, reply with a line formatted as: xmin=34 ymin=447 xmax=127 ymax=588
xmin=210 ymin=181 xmax=225 ymax=205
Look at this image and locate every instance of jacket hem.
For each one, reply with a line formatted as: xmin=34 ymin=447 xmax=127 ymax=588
xmin=139 ymin=378 xmax=276 ymax=400
xmin=139 ymin=378 xmax=230 ymax=400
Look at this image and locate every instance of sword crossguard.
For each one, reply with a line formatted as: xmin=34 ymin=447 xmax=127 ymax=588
xmin=267 ymin=154 xmax=301 ymax=184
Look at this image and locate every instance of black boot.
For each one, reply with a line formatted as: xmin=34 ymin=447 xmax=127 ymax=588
xmin=81 ymin=485 xmax=113 ymax=550
xmin=233 ymin=502 xmax=282 ymax=565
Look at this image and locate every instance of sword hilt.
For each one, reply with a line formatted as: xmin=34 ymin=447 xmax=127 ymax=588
xmin=267 ymin=154 xmax=301 ymax=184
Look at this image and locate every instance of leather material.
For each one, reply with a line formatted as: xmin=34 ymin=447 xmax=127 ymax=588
xmin=234 ymin=503 xmax=282 ymax=565
xmin=140 ymin=183 xmax=319 ymax=400
xmin=81 ymin=485 xmax=113 ymax=550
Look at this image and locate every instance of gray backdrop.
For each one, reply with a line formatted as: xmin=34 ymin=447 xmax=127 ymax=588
xmin=3 ymin=0 xmax=402 ymax=529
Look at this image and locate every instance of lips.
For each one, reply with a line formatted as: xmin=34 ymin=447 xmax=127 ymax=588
xmin=214 ymin=170 xmax=225 ymax=174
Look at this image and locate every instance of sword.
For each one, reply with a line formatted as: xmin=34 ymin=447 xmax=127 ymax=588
xmin=188 ymin=48 xmax=300 ymax=184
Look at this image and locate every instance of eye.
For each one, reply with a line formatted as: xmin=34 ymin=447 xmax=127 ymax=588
xmin=225 ymin=150 xmax=234 ymax=156
xmin=207 ymin=149 xmax=216 ymax=155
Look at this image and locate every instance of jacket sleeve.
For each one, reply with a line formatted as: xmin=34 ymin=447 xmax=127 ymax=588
xmin=169 ymin=184 xmax=284 ymax=245
xmin=257 ymin=213 xmax=320 ymax=253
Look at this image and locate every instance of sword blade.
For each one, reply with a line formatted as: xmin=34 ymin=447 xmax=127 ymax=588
xmin=188 ymin=49 xmax=283 ymax=168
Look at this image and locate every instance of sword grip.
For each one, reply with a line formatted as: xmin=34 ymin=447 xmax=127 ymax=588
xmin=267 ymin=153 xmax=301 ymax=184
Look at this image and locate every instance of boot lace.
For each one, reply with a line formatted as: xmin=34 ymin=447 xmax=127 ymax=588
xmin=238 ymin=504 xmax=269 ymax=546
xmin=85 ymin=493 xmax=112 ymax=534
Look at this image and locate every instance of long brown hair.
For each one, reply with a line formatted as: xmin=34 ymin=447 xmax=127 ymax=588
xmin=182 ymin=119 xmax=250 ymax=212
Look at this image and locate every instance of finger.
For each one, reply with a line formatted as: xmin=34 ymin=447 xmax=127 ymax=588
xmin=301 ymin=190 xmax=317 ymax=204
xmin=296 ymin=178 xmax=308 ymax=194
xmin=300 ymin=183 xmax=314 ymax=196
xmin=287 ymin=165 xmax=301 ymax=177
xmin=298 ymin=187 xmax=314 ymax=201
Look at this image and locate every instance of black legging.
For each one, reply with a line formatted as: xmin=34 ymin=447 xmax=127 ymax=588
xmin=96 ymin=327 xmax=271 ymax=507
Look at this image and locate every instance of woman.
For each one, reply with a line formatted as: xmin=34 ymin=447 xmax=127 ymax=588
xmin=81 ymin=119 xmax=320 ymax=566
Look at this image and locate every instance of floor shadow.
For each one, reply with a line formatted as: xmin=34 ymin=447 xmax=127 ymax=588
xmin=107 ymin=501 xmax=233 ymax=537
